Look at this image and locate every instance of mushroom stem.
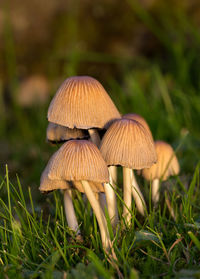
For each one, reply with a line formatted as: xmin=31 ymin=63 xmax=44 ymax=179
xmin=131 ymin=170 xmax=146 ymax=216
xmin=104 ymin=166 xmax=119 ymax=230
xmin=152 ymin=178 xmax=160 ymax=205
xmin=63 ymin=190 xmax=80 ymax=234
xmin=81 ymin=180 xmax=111 ymax=250
xmin=109 ymin=165 xmax=117 ymax=184
xmin=88 ymin=128 xmax=101 ymax=147
xmin=123 ymin=167 xmax=132 ymax=225
xmin=99 ymin=193 xmax=107 ymax=211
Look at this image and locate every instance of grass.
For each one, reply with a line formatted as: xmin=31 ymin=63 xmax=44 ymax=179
xmin=1 ymin=1 xmax=200 ymax=278
xmin=0 ymin=163 xmax=200 ymax=278
xmin=1 ymin=59 xmax=200 ymax=278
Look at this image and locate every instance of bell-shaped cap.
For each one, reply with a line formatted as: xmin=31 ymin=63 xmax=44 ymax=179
xmin=48 ymin=76 xmax=121 ymax=129
xmin=48 ymin=140 xmax=109 ymax=183
xmin=100 ymin=119 xmax=157 ymax=169
xmin=142 ymin=141 xmax=180 ymax=181
xmin=123 ymin=113 xmax=154 ymax=141
xmin=39 ymin=152 xmax=70 ymax=192
xmin=46 ymin=122 xmax=88 ymax=143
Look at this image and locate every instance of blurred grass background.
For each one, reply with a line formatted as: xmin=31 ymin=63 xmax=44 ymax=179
xmin=0 ymin=0 xmax=200 ymax=202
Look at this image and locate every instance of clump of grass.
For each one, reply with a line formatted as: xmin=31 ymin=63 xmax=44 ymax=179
xmin=0 ymin=163 xmax=200 ymax=278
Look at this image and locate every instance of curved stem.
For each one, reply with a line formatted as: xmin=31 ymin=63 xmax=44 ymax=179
xmin=63 ymin=190 xmax=80 ymax=234
xmin=99 ymin=193 xmax=107 ymax=212
xmin=131 ymin=170 xmax=146 ymax=216
xmin=88 ymin=128 xmax=101 ymax=147
xmin=123 ymin=167 xmax=132 ymax=225
xmin=81 ymin=180 xmax=111 ymax=251
xmin=104 ymin=166 xmax=119 ymax=230
xmin=152 ymin=178 xmax=160 ymax=205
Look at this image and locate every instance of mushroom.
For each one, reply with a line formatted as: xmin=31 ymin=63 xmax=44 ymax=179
xmin=100 ymin=119 xmax=157 ymax=225
xmin=39 ymin=153 xmax=80 ymax=233
xmin=122 ymin=113 xmax=155 ymax=215
xmin=46 ymin=122 xmax=89 ymax=144
xmin=47 ymin=140 xmax=111 ymax=250
xmin=47 ymin=76 xmax=121 ymax=147
xmin=142 ymin=140 xmax=180 ymax=206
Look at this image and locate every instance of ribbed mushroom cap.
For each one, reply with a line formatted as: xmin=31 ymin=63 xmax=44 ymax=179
xmin=48 ymin=76 xmax=121 ymax=129
xmin=100 ymin=119 xmax=157 ymax=169
xmin=142 ymin=141 xmax=180 ymax=181
xmin=46 ymin=122 xmax=88 ymax=143
xmin=123 ymin=113 xmax=154 ymax=141
xmin=39 ymin=153 xmax=70 ymax=192
xmin=48 ymin=140 xmax=109 ymax=184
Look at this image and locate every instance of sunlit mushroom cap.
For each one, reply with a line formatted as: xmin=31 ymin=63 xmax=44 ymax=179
xmin=48 ymin=76 xmax=121 ymax=129
xmin=48 ymin=140 xmax=109 ymax=184
xmin=123 ymin=113 xmax=154 ymax=141
xmin=39 ymin=153 xmax=70 ymax=192
xmin=142 ymin=141 xmax=180 ymax=181
xmin=100 ymin=119 xmax=157 ymax=169
xmin=46 ymin=122 xmax=88 ymax=143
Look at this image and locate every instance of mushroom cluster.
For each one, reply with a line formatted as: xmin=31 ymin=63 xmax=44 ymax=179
xmin=39 ymin=76 xmax=180 ymax=250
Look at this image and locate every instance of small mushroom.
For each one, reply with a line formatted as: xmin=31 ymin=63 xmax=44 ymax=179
xmin=47 ymin=140 xmax=111 ymax=250
xmin=39 ymin=153 xmax=80 ymax=233
xmin=122 ymin=113 xmax=155 ymax=215
xmin=142 ymin=140 xmax=180 ymax=206
xmin=100 ymin=119 xmax=157 ymax=225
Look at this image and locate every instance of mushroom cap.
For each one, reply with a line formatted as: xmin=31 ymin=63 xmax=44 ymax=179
xmin=46 ymin=122 xmax=88 ymax=143
xmin=123 ymin=113 xmax=154 ymax=141
xmin=100 ymin=119 xmax=157 ymax=169
xmin=142 ymin=140 xmax=180 ymax=181
xmin=39 ymin=152 xmax=104 ymax=193
xmin=48 ymin=76 xmax=121 ymax=129
xmin=39 ymin=152 xmax=70 ymax=192
xmin=48 ymin=140 xmax=109 ymax=184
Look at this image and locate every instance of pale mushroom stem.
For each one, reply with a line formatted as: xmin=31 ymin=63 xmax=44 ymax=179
xmin=81 ymin=180 xmax=111 ymax=251
xmin=152 ymin=178 xmax=160 ymax=205
xmin=131 ymin=170 xmax=146 ymax=216
xmin=63 ymin=190 xmax=80 ymax=234
xmin=109 ymin=165 xmax=117 ymax=184
xmin=104 ymin=166 xmax=119 ymax=230
xmin=123 ymin=167 xmax=132 ymax=225
xmin=99 ymin=193 xmax=107 ymax=211
xmin=88 ymin=128 xmax=101 ymax=147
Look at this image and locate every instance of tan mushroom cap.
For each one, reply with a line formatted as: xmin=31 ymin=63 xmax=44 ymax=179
xmin=48 ymin=140 xmax=109 ymax=184
xmin=123 ymin=113 xmax=154 ymax=141
xmin=48 ymin=76 xmax=121 ymax=129
xmin=142 ymin=141 xmax=180 ymax=181
xmin=100 ymin=119 xmax=157 ymax=169
xmin=46 ymin=122 xmax=88 ymax=143
xmin=39 ymin=152 xmax=70 ymax=192
xmin=39 ymin=152 xmax=104 ymax=193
